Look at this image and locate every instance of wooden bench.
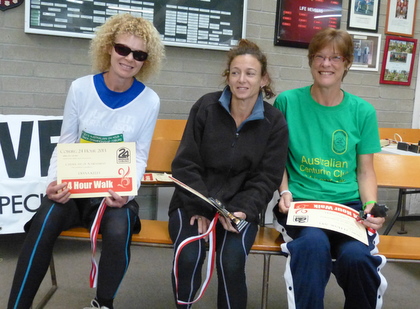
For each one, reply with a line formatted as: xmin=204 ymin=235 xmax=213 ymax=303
xmin=377 ymin=129 xmax=420 ymax=234
xmin=36 ymin=222 xmax=283 ymax=309
xmin=379 ymin=127 xmax=420 ymax=144
xmin=378 ymin=235 xmax=420 ymax=263
xmin=146 ymin=119 xmax=186 ymax=173
xmin=58 ymin=224 xmax=420 ymax=265
xmin=34 ymin=124 xmax=420 ymax=309
xmin=374 ymin=153 xmax=420 ymax=235
xmin=42 ymin=222 xmax=420 ymax=309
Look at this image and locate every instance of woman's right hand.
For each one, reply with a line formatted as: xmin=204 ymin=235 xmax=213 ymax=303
xmin=278 ymin=192 xmax=293 ymax=214
xmin=190 ymin=215 xmax=211 ymax=236
xmin=46 ymin=181 xmax=71 ymax=204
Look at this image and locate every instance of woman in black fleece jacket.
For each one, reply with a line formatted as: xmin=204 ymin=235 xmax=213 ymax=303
xmin=168 ymin=39 xmax=289 ymax=309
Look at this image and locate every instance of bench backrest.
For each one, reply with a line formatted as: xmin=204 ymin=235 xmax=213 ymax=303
xmin=379 ymin=127 xmax=420 ymax=144
xmin=146 ymin=119 xmax=187 ymax=173
xmin=374 ymin=153 xmax=420 ymax=189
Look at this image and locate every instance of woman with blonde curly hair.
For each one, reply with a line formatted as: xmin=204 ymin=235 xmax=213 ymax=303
xmin=8 ymin=14 xmax=165 ymax=309
xmin=90 ymin=13 xmax=164 ymax=82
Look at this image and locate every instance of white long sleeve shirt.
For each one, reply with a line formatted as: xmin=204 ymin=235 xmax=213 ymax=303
xmin=47 ymin=74 xmax=160 ymax=195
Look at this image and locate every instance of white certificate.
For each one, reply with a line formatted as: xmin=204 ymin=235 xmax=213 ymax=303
xmin=287 ymin=201 xmax=368 ymax=245
xmin=57 ymin=142 xmax=137 ymax=198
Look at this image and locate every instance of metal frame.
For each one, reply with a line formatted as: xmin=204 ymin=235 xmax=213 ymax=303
xmin=383 ymin=188 xmax=420 ymax=235
xmin=41 ymin=227 xmax=283 ymax=309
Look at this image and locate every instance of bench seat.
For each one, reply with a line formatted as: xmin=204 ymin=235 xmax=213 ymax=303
xmin=378 ymin=235 xmax=420 ymax=262
xmin=60 ymin=220 xmax=284 ymax=252
xmin=60 ymin=222 xmax=420 ymax=263
xmin=58 ymin=220 xmax=284 ymax=309
xmin=38 ymin=221 xmax=420 ymax=309
xmin=32 ymin=121 xmax=420 ymax=308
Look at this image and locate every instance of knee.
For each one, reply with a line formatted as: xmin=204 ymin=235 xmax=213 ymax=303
xmin=104 ymin=227 xmax=128 ymax=243
xmin=177 ymin=243 xmax=206 ymax=267
xmin=295 ymin=228 xmax=330 ymax=253
xmin=337 ymin=242 xmax=372 ymax=271
xmin=224 ymin=257 xmax=244 ymax=272
xmin=217 ymin=260 xmax=245 ymax=280
xmin=339 ymin=249 xmax=369 ymax=268
xmin=217 ymin=252 xmax=246 ymax=276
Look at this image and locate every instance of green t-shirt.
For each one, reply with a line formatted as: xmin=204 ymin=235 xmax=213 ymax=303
xmin=274 ymin=85 xmax=381 ymax=203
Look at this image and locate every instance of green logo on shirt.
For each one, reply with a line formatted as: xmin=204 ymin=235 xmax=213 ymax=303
xmin=332 ymin=130 xmax=347 ymax=155
xmin=80 ymin=131 xmax=124 ymax=143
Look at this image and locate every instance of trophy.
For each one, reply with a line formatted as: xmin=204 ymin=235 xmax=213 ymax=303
xmin=169 ymin=176 xmax=249 ymax=232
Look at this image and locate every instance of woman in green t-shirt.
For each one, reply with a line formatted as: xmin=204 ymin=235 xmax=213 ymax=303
xmin=273 ymin=28 xmax=388 ymax=309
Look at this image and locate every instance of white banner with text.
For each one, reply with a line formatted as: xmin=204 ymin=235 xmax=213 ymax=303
xmin=0 ymin=114 xmax=62 ymax=234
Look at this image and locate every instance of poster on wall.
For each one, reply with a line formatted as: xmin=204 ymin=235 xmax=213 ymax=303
xmin=380 ymin=36 xmax=417 ymax=86
xmin=0 ymin=0 xmax=24 ymax=11
xmin=349 ymin=31 xmax=381 ymax=71
xmin=25 ymin=0 xmax=247 ymax=51
xmin=385 ymin=0 xmax=417 ymax=37
xmin=274 ymin=0 xmax=343 ymax=48
xmin=347 ymin=0 xmax=380 ymax=32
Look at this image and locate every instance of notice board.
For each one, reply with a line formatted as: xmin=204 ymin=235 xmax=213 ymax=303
xmin=25 ymin=0 xmax=247 ymax=51
xmin=274 ymin=0 xmax=342 ymax=49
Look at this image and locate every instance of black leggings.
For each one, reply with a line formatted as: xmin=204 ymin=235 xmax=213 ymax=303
xmin=169 ymin=208 xmax=258 ymax=309
xmin=8 ymin=196 xmax=138 ymax=309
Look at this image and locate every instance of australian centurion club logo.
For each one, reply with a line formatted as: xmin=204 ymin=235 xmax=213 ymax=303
xmin=0 ymin=0 xmax=23 ymax=11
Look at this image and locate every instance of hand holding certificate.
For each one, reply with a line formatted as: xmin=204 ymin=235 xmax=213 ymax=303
xmin=287 ymin=201 xmax=368 ymax=245
xmin=57 ymin=142 xmax=137 ymax=198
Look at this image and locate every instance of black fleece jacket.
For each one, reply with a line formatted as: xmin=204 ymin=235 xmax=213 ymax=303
xmin=168 ymin=91 xmax=289 ymax=224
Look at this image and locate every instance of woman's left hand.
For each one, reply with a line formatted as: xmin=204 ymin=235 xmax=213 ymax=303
xmin=219 ymin=211 xmax=247 ymax=233
xmin=360 ymin=214 xmax=386 ymax=231
xmin=105 ymin=189 xmax=128 ymax=208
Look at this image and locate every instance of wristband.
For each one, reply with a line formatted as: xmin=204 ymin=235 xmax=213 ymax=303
xmin=363 ymin=200 xmax=376 ymax=210
xmin=280 ymin=190 xmax=292 ymax=197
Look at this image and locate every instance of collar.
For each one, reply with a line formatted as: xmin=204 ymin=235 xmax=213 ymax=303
xmin=219 ymin=86 xmax=265 ymax=130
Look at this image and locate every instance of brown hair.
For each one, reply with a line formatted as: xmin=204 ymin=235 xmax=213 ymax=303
xmin=222 ymin=39 xmax=275 ymax=99
xmin=90 ymin=14 xmax=165 ymax=82
xmin=307 ymin=28 xmax=354 ymax=79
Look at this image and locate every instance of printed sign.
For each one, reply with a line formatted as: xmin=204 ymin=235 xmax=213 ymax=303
xmin=57 ymin=142 xmax=137 ymax=198
xmin=287 ymin=201 xmax=368 ymax=245
xmin=0 ymin=115 xmax=62 ymax=234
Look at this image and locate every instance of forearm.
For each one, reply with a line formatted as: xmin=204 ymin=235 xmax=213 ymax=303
xmin=357 ymin=153 xmax=378 ymax=206
xmin=279 ymin=170 xmax=290 ymax=193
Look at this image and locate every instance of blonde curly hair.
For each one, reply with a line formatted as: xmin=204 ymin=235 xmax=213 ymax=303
xmin=90 ymin=14 xmax=165 ymax=82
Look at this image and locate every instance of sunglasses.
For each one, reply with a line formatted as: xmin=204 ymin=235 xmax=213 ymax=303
xmin=113 ymin=43 xmax=148 ymax=62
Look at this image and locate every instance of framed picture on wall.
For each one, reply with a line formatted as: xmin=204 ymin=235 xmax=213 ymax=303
xmin=349 ymin=31 xmax=381 ymax=71
xmin=380 ymin=36 xmax=417 ymax=86
xmin=274 ymin=0 xmax=343 ymax=48
xmin=385 ymin=0 xmax=417 ymax=37
xmin=347 ymin=0 xmax=380 ymax=32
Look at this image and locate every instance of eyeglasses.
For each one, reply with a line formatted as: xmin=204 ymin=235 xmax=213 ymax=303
xmin=312 ymin=54 xmax=346 ymax=64
xmin=113 ymin=43 xmax=148 ymax=62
